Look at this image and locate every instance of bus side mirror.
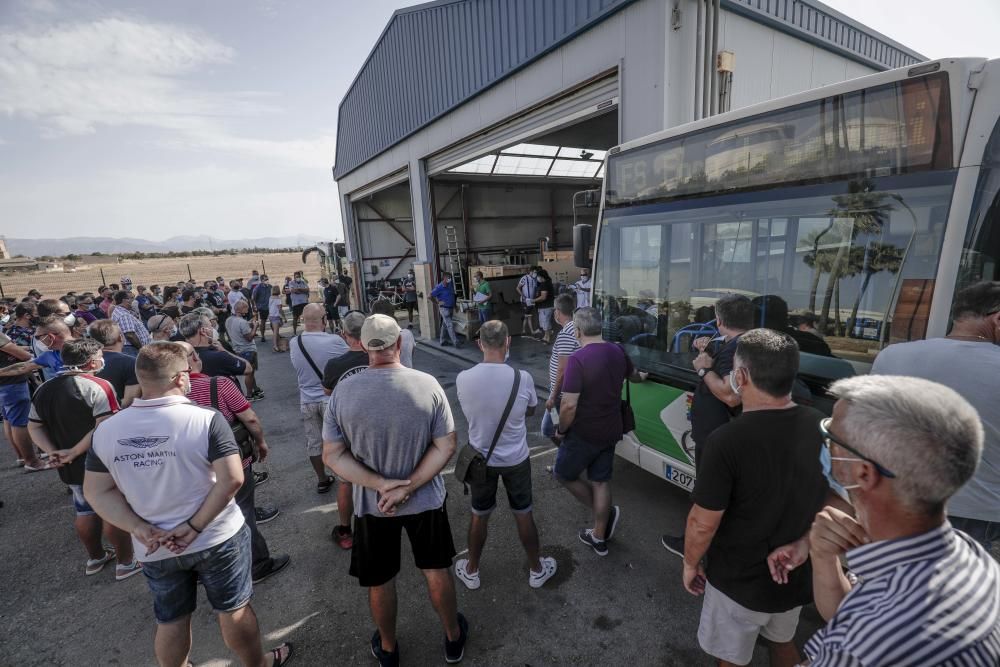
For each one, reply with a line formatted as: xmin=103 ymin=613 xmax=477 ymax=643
xmin=573 ymin=224 xmax=593 ymax=269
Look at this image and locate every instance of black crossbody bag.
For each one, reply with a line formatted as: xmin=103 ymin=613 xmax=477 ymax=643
xmin=210 ymin=376 xmax=256 ymax=461
xmin=296 ymin=335 xmax=324 ymax=381
xmin=454 ymin=367 xmax=521 ymax=493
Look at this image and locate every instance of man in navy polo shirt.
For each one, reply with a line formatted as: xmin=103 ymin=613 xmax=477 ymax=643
xmin=178 ymin=313 xmax=262 ymax=401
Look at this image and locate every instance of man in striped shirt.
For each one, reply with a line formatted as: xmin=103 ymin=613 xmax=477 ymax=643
xmin=801 ymin=375 xmax=1000 ymax=666
xmin=542 ymin=294 xmax=579 ymax=439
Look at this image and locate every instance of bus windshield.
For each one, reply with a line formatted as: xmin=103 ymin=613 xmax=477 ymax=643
xmin=594 ymin=173 xmax=956 ymax=393
xmin=593 ymin=71 xmax=959 ymax=398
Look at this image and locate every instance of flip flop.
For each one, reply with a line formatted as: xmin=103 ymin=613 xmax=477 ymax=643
xmin=269 ymin=641 xmax=294 ymax=666
xmin=316 ymin=476 xmax=335 ymax=494
xmin=24 ymin=461 xmax=54 ymax=472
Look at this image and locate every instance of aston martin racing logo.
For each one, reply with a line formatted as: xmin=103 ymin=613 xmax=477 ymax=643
xmin=117 ymin=436 xmax=169 ymax=449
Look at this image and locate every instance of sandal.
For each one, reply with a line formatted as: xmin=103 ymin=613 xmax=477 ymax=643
xmin=316 ymin=476 xmax=335 ymax=494
xmin=85 ymin=547 xmax=116 ymax=576
xmin=268 ymin=641 xmax=294 ymax=666
xmin=24 ymin=461 xmax=53 ymax=472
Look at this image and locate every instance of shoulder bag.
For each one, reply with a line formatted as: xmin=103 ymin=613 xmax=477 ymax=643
xmin=616 ymin=344 xmax=637 ymax=435
xmin=210 ymin=376 xmax=256 ymax=461
xmin=296 ymin=334 xmax=324 ymax=380
xmin=454 ymin=367 xmax=521 ymax=493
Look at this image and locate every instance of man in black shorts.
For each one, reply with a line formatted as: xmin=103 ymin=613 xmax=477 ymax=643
xmin=322 ymin=314 xmax=468 ymax=666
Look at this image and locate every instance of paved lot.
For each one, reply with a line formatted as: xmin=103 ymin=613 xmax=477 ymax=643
xmin=0 ymin=333 xmax=826 ymax=666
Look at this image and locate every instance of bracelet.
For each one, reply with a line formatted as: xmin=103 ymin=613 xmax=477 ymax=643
xmin=186 ymin=519 xmax=203 ymax=533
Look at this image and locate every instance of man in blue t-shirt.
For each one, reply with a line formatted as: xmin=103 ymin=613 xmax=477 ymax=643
xmin=429 ymin=273 xmax=459 ymax=347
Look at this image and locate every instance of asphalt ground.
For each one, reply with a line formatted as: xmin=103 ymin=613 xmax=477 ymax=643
xmin=0 ymin=332 xmax=828 ymax=666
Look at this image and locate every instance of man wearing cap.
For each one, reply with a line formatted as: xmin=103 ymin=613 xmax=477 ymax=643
xmin=322 ymin=314 xmax=468 ymax=665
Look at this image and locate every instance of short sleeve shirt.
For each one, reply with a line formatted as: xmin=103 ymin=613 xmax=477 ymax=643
xmin=321 ymin=350 xmax=369 ymax=393
xmin=289 ymin=279 xmax=310 ymax=306
xmin=187 ymin=374 xmax=250 ymax=422
xmin=456 ymin=364 xmax=537 ymax=466
xmin=290 ymin=332 xmax=349 ymax=404
xmin=30 ymin=373 xmax=118 ymax=485
xmin=111 ymin=307 xmax=152 ymax=346
xmin=692 ymin=405 xmax=828 ymax=613
xmin=561 ymin=342 xmax=632 ymax=443
xmin=323 ymin=367 xmax=454 ymax=518
xmin=195 ymin=347 xmax=247 ymax=378
xmin=548 ymin=321 xmax=580 ymax=393
xmin=96 ymin=350 xmax=138 ymax=401
xmin=690 ymin=335 xmax=741 ymax=446
xmin=225 ymin=317 xmax=256 ymax=354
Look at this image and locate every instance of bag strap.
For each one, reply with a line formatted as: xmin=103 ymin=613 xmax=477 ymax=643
xmin=483 ymin=367 xmax=521 ymax=465
xmin=209 ymin=376 xmax=219 ymax=410
xmin=297 ymin=335 xmax=324 ymax=381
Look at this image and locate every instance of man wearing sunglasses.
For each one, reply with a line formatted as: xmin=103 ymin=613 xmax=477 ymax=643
xmin=797 ymin=375 xmax=1000 ymax=666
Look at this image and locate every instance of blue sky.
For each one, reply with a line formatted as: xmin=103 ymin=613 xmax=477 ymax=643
xmin=1 ymin=0 xmax=998 ymax=243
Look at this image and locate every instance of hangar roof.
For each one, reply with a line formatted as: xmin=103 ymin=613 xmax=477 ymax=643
xmin=333 ymin=0 xmax=925 ymax=180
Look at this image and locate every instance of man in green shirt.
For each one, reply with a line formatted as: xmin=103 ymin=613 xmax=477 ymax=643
xmin=473 ymin=271 xmax=492 ymax=323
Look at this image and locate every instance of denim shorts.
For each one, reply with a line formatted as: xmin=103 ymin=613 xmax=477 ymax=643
xmin=469 ymin=457 xmax=533 ymax=515
xmin=141 ymin=524 xmax=252 ymax=623
xmin=0 ymin=382 xmax=31 ymax=428
xmin=554 ymin=431 xmax=616 ymax=483
xmin=68 ymin=484 xmax=96 ymax=517
xmin=238 ymin=350 xmax=259 ymax=370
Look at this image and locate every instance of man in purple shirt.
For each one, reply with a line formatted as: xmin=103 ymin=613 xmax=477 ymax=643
xmin=553 ymin=307 xmax=646 ymax=557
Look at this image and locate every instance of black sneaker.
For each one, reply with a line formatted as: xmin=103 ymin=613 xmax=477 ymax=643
xmin=252 ymin=553 xmax=290 ymax=584
xmin=661 ymin=533 xmax=685 ymax=558
xmin=606 ymin=505 xmax=621 ymax=542
xmin=444 ymin=612 xmax=468 ymax=663
xmin=439 ymin=340 xmax=451 ymax=347
xmin=255 ymin=506 xmax=279 ymax=524
xmin=578 ymin=528 xmax=608 ymax=556
xmin=254 ymin=471 xmax=269 ymax=486
xmin=371 ymin=630 xmax=400 ymax=667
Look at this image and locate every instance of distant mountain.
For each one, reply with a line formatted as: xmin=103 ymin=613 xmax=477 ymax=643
xmin=3 ymin=235 xmax=330 ymax=257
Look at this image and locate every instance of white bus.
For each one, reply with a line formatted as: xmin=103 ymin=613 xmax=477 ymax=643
xmin=580 ymin=58 xmax=1000 ymax=491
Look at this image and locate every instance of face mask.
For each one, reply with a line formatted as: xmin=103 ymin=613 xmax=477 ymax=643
xmin=170 ymin=326 xmax=179 ymax=337
xmin=91 ymin=359 xmax=106 ymax=374
xmin=729 ymin=369 xmax=742 ymax=395
xmin=531 ymin=272 xmax=537 ymax=278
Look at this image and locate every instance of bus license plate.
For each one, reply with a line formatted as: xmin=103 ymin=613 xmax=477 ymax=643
xmin=664 ymin=464 xmax=694 ymax=491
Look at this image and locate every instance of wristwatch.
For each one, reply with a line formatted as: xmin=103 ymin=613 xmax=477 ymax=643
xmin=697 ymin=368 xmax=708 ymax=378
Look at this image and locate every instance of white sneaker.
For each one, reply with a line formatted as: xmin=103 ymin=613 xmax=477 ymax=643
xmin=454 ymin=558 xmax=481 ymax=590
xmin=529 ymin=556 xmax=557 ymax=588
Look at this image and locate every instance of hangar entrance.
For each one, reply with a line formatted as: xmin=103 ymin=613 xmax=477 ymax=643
xmin=348 ymin=177 xmax=416 ymax=314
xmin=427 ymin=109 xmax=618 ymax=339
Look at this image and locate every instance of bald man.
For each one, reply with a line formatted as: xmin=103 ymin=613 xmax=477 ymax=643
xmin=289 ymin=303 xmax=349 ymax=494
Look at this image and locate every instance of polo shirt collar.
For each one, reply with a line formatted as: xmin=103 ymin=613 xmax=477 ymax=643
xmin=131 ymin=395 xmax=192 ymax=408
xmin=845 ymin=522 xmax=955 ymax=580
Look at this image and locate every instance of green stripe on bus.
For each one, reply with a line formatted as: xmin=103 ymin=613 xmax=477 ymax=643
xmin=625 ymin=381 xmax=691 ymax=464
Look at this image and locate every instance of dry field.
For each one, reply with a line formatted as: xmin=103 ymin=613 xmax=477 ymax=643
xmin=0 ymin=252 xmax=325 ymax=300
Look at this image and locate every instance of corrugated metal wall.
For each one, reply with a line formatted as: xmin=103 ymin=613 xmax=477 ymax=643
xmin=333 ymin=0 xmax=636 ymax=180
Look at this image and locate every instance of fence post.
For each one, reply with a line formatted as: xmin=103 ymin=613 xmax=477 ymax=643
xmin=0 ymin=282 xmax=4 ymax=299
xmin=261 ymin=259 xmax=266 ymax=275
xmin=100 ymin=268 xmax=106 ymax=286
xmin=187 ymin=264 xmax=193 ymax=281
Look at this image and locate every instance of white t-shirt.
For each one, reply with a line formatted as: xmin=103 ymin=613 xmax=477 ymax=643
xmin=456 ymin=363 xmax=537 ymax=467
xmin=572 ymin=276 xmax=592 ymax=309
xmin=289 ymin=331 xmax=349 ymax=404
xmin=86 ymin=395 xmax=245 ymax=562
xmin=228 ymin=290 xmax=246 ymax=309
xmin=400 ymin=328 xmax=415 ymax=368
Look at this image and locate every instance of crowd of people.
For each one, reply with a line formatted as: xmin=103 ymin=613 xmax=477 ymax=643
xmin=1 ymin=265 xmax=999 ymax=666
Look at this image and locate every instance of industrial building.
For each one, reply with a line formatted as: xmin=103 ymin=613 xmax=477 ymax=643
xmin=331 ymin=0 xmax=923 ymax=339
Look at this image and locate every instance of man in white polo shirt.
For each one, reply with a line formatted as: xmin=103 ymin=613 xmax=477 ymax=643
xmin=84 ymin=342 xmax=293 ymax=667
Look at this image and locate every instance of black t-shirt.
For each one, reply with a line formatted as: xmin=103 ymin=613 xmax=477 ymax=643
xmin=321 ymin=350 xmax=369 ymax=392
xmin=402 ymin=278 xmax=417 ymax=302
xmin=536 ymin=277 xmax=554 ymax=308
xmin=195 ymin=346 xmax=247 ymax=378
xmin=692 ymin=405 xmax=828 ymax=613
xmin=336 ymin=282 xmax=350 ymax=307
xmin=690 ymin=335 xmax=741 ymax=458
xmin=180 ymin=304 xmax=198 ymax=315
xmin=96 ymin=350 xmax=138 ymax=401
xmin=323 ymin=285 xmax=338 ymax=307
xmin=29 ymin=374 xmax=117 ymax=485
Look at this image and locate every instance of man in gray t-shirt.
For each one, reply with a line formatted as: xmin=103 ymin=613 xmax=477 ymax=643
xmin=871 ymin=281 xmax=1000 ymax=550
xmin=321 ymin=314 xmax=468 ymax=663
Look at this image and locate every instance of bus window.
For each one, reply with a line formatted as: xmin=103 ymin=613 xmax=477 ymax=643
xmin=959 ymin=117 xmax=1000 ymax=293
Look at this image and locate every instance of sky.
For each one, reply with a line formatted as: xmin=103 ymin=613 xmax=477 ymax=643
xmin=1 ymin=0 xmax=998 ymax=243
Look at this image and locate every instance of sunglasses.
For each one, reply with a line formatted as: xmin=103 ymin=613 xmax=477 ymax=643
xmin=820 ymin=417 xmax=896 ymax=479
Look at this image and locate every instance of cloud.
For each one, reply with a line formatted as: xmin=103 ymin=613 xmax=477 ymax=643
xmin=0 ymin=16 xmax=333 ymax=168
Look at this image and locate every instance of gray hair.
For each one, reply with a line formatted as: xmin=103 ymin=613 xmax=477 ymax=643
xmin=178 ymin=313 xmax=209 ymax=339
xmin=193 ymin=306 xmax=215 ymax=320
xmin=554 ymin=293 xmax=575 ymax=317
xmin=478 ymin=320 xmax=508 ymax=349
xmin=573 ymin=306 xmax=603 ymax=337
xmin=342 ymin=312 xmax=366 ymax=339
xmin=830 ymin=375 xmax=983 ymax=514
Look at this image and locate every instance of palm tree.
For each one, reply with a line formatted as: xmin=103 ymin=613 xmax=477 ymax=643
xmin=846 ymin=241 xmax=904 ymax=336
xmin=815 ymin=180 xmax=894 ymax=333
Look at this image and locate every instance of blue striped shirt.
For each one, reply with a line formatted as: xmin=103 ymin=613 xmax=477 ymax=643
xmin=804 ymin=522 xmax=1000 ymax=666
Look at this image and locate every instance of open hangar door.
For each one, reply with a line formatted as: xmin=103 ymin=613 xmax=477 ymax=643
xmin=427 ymin=110 xmax=617 ymax=339
xmin=349 ymin=177 xmax=417 ymax=314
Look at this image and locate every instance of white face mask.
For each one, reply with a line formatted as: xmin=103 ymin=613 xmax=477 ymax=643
xmin=170 ymin=326 xmax=179 ymax=337
xmin=729 ymin=368 xmax=742 ymax=395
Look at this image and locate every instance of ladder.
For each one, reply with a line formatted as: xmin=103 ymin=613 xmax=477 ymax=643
xmin=444 ymin=225 xmax=466 ymax=299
